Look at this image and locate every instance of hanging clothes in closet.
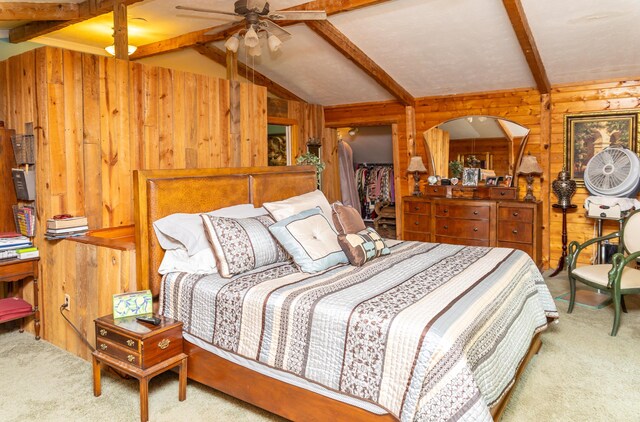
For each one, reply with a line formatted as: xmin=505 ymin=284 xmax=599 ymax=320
xmin=355 ymin=164 xmax=394 ymax=220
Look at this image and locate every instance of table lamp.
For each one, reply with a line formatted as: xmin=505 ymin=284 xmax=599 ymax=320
xmin=407 ymin=156 xmax=427 ymax=196
xmin=517 ymin=153 xmax=543 ymax=202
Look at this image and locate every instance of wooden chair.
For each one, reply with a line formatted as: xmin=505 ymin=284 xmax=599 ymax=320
xmin=373 ymin=201 xmax=396 ymax=231
xmin=567 ymin=210 xmax=640 ymax=336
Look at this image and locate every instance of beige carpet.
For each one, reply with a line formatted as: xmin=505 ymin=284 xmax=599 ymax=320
xmin=1 ymin=271 xmax=639 ymax=422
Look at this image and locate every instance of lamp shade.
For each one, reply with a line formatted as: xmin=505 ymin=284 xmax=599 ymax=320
xmin=407 ymin=156 xmax=427 ymax=173
xmin=244 ymin=26 xmax=260 ymax=48
xmin=267 ymin=33 xmax=282 ymax=52
xmin=224 ymin=35 xmax=240 ymax=53
xmin=105 ymin=44 xmax=137 ymax=56
xmin=517 ymin=154 xmax=543 ymax=175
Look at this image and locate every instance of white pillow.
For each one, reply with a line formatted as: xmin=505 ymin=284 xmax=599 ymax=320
xmin=158 ymin=248 xmax=217 ymax=275
xmin=263 ymin=190 xmax=335 ymax=230
xmin=153 ymin=204 xmax=267 ymax=255
xmin=269 ymin=208 xmax=348 ymax=273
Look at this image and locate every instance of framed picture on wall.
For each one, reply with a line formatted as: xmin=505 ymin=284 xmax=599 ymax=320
xmin=564 ymin=110 xmax=639 ymax=186
xmin=462 ymin=168 xmax=480 ymax=186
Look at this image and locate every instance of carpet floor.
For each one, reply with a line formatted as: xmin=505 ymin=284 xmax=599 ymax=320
xmin=1 ymin=271 xmax=639 ymax=421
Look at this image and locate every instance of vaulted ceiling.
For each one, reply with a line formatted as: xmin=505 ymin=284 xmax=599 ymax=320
xmin=1 ymin=0 xmax=639 ymax=106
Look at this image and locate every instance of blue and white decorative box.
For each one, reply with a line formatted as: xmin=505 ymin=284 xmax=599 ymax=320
xmin=112 ymin=290 xmax=152 ymax=319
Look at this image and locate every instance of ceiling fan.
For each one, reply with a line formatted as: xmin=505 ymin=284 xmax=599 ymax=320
xmin=176 ymin=0 xmax=327 ymax=56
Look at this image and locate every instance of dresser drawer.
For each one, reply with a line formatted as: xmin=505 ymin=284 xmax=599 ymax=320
xmin=423 ymin=185 xmax=448 ymax=197
xmin=498 ymin=206 xmax=533 ymax=223
xmin=404 ymin=213 xmax=430 ymax=232
xmin=435 ymin=204 xmax=490 ymax=219
xmin=96 ymin=339 xmax=141 ymax=366
xmin=403 ymin=231 xmax=431 ymax=242
xmin=141 ymin=326 xmax=183 ymax=369
xmin=498 ymin=241 xmax=533 ymax=258
xmin=404 ymin=201 xmax=429 ymax=215
xmin=489 ymin=188 xmax=517 ymax=200
xmin=498 ymin=221 xmax=533 ymax=243
xmin=435 ymin=219 xmax=490 ymax=240
xmin=96 ymin=325 xmax=140 ymax=352
xmin=436 ymin=236 xmax=489 ymax=247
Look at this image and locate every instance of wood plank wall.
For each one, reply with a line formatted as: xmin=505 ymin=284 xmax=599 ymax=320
xmin=0 ymin=46 xmax=329 ymax=355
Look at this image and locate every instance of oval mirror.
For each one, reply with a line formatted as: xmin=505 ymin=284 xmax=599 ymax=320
xmin=423 ymin=116 xmax=530 ymax=187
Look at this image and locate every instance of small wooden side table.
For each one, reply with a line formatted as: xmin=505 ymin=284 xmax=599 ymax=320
xmin=0 ymin=257 xmax=40 ymax=339
xmin=92 ymin=314 xmax=187 ymax=422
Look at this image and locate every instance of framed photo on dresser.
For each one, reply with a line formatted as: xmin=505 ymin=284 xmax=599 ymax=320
xmin=462 ymin=168 xmax=480 ymax=186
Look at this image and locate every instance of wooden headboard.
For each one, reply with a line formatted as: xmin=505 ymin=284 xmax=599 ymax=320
xmin=134 ymin=166 xmax=318 ymax=295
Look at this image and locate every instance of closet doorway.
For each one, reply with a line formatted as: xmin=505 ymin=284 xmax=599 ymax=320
xmin=337 ymin=125 xmax=397 ymax=238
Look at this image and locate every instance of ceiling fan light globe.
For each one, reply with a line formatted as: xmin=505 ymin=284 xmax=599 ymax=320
xmin=105 ymin=44 xmax=137 ymax=56
xmin=244 ymin=27 xmax=260 ymax=48
xmin=267 ymin=34 xmax=282 ymax=52
xmin=248 ymin=44 xmax=262 ymax=57
xmin=225 ymin=35 xmax=240 ymax=53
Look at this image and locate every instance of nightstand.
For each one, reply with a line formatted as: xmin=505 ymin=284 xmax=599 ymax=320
xmin=92 ymin=314 xmax=187 ymax=422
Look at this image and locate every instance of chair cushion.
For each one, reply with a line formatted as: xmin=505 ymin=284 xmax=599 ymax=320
xmin=572 ymin=264 xmax=640 ymax=289
xmin=0 ymin=297 xmax=33 ymax=322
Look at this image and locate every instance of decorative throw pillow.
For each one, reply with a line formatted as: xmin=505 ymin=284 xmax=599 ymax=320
xmin=263 ymin=190 xmax=336 ymax=230
xmin=268 ymin=208 xmax=348 ymax=273
xmin=201 ymin=214 xmax=289 ymax=278
xmin=153 ymin=204 xmax=267 ymax=256
xmin=331 ymin=202 xmax=366 ymax=235
xmin=338 ymin=227 xmax=390 ymax=267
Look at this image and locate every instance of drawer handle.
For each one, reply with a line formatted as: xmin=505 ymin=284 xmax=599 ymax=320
xmin=500 ymin=191 xmax=506 ymax=196
xmin=127 ymin=339 xmax=135 ymax=347
xmin=513 ymin=212 xmax=519 ymax=217
xmin=99 ymin=329 xmax=107 ymax=337
xmin=473 ymin=211 xmax=479 ymax=215
xmin=512 ymin=229 xmax=518 ymax=234
xmin=443 ymin=225 xmax=448 ymax=230
xmin=414 ymin=221 xmax=420 ymax=225
xmin=433 ymin=188 xmax=438 ymax=192
xmin=473 ymin=227 xmax=478 ymax=232
xmin=414 ymin=206 xmax=420 ymax=211
xmin=100 ymin=344 xmax=107 ymax=351
xmin=443 ymin=209 xmax=448 ymax=213
xmin=127 ymin=355 xmax=135 ymax=363
xmin=158 ymin=339 xmax=171 ymax=350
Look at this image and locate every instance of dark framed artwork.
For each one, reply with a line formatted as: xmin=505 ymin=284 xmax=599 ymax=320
xmin=564 ymin=110 xmax=639 ymax=186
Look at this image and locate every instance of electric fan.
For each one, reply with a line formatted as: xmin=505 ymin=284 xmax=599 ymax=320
xmin=584 ymin=147 xmax=640 ymax=197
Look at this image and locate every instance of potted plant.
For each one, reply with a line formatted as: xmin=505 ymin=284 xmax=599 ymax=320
xmin=448 ymin=160 xmax=463 ymax=178
xmin=296 ymin=152 xmax=326 ymax=188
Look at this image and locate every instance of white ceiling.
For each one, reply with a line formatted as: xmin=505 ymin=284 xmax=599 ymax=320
xmin=2 ymin=0 xmax=640 ymax=105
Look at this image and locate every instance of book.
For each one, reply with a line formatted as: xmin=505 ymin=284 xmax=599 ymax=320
xmin=17 ymin=250 xmax=39 ymax=259
xmin=0 ymin=236 xmax=30 ymax=248
xmin=0 ymin=250 xmax=18 ymax=260
xmin=11 ymin=168 xmax=36 ymax=201
xmin=0 ymin=232 xmax=21 ymax=238
xmin=46 ymin=216 xmax=88 ymax=229
xmin=15 ymin=246 xmax=37 ymax=253
xmin=46 ymin=225 xmax=89 ymax=234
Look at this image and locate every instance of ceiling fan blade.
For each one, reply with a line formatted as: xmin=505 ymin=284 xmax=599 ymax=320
xmin=175 ymin=5 xmax=240 ymax=17
xmin=268 ymin=10 xmax=327 ymax=21
xmin=261 ymin=20 xmax=292 ymax=40
xmin=246 ymin=0 xmax=268 ymax=12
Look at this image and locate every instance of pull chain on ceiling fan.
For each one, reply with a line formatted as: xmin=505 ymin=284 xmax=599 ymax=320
xmin=175 ymin=0 xmax=327 ymax=56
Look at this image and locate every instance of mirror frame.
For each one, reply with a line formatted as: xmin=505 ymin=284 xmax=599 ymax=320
xmin=423 ymin=115 xmax=530 ymax=188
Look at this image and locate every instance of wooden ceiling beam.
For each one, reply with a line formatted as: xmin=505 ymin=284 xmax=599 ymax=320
xmin=306 ymin=20 xmax=414 ymax=106
xmin=131 ymin=0 xmax=389 ymax=59
xmin=0 ymin=2 xmax=79 ymax=20
xmin=193 ymin=44 xmax=305 ymax=103
xmin=9 ymin=0 xmax=144 ymax=43
xmin=502 ymin=0 xmax=550 ymax=94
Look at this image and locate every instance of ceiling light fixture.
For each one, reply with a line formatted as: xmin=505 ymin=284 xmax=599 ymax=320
xmin=348 ymin=127 xmax=359 ymax=136
xmin=267 ymin=33 xmax=282 ymax=52
xmin=105 ymin=44 xmax=137 ymax=56
xmin=224 ymin=23 xmax=282 ymax=57
xmin=244 ymin=26 xmax=260 ymax=48
xmin=224 ymin=34 xmax=240 ymax=53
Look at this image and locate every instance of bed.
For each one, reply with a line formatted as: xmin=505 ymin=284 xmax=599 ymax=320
xmin=133 ymin=166 xmax=558 ymax=422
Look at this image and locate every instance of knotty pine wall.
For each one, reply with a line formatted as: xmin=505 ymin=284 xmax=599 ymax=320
xmin=0 ymin=46 xmax=330 ymax=356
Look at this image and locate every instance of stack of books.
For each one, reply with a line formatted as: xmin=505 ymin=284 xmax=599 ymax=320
xmin=45 ymin=216 xmax=88 ymax=240
xmin=0 ymin=232 xmax=33 ymax=260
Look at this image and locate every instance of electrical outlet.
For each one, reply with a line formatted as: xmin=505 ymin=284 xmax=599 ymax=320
xmin=64 ymin=294 xmax=71 ymax=311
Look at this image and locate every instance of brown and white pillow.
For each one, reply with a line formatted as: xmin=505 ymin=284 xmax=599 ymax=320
xmin=331 ymin=202 xmax=366 ymax=235
xmin=201 ymin=214 xmax=289 ymax=278
xmin=338 ymin=227 xmax=390 ymax=267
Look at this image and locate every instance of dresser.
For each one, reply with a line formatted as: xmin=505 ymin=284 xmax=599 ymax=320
xmin=403 ymin=193 xmax=542 ymax=268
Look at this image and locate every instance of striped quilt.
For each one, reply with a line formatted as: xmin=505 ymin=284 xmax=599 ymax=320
xmin=160 ymin=241 xmax=558 ymax=421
